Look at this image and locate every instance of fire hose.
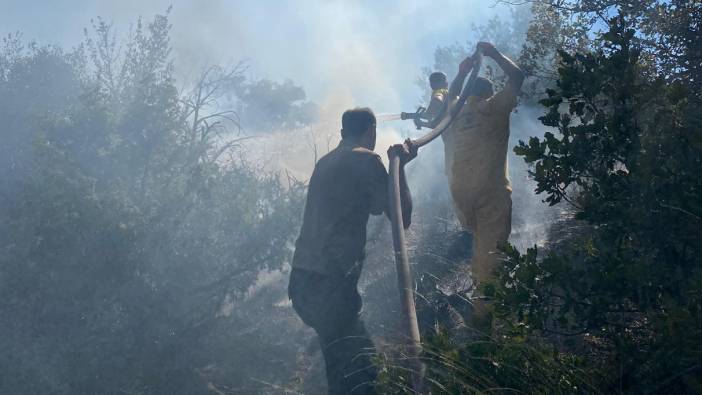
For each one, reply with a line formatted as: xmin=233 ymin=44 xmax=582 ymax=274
xmin=387 ymin=50 xmax=483 ymax=394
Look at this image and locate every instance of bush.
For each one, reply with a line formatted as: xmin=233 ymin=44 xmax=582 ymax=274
xmin=0 ymin=13 xmax=306 ymax=394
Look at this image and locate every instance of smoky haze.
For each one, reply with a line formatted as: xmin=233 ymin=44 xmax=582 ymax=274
xmin=1 ymin=0 xmax=508 ymax=110
xmin=0 ymin=1 xmax=560 ymax=394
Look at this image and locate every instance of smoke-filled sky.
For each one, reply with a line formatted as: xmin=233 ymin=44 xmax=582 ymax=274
xmin=1 ymin=0 xmax=511 ymax=112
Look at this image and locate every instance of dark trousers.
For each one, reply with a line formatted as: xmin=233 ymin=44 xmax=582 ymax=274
xmin=289 ymin=268 xmax=377 ymax=395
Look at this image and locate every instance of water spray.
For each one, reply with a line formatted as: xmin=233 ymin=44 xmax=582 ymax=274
xmin=375 ymin=113 xmax=404 ymax=122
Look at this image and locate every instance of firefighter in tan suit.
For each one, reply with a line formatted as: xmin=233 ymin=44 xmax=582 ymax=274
xmin=442 ymin=42 xmax=524 ymax=317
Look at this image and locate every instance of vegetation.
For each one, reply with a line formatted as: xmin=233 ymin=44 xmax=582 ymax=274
xmin=1 ymin=1 xmax=700 ymax=393
xmin=233 ymin=77 xmax=318 ymax=133
xmin=495 ymin=8 xmax=702 ymax=393
xmin=389 ymin=1 xmax=702 ymax=393
xmin=0 ymin=14 xmax=308 ymax=394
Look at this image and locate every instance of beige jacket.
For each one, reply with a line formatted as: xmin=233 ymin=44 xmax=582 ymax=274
xmin=442 ymin=88 xmax=518 ymax=194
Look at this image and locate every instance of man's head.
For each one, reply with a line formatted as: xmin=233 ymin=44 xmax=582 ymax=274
xmin=429 ymin=72 xmax=448 ymax=90
xmin=469 ymin=76 xmax=494 ymax=99
xmin=341 ymin=107 xmax=377 ymax=150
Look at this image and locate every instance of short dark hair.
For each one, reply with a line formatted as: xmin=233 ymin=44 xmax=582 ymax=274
xmin=469 ymin=76 xmax=494 ymax=97
xmin=429 ymin=72 xmax=448 ymax=89
xmin=341 ymin=108 xmax=376 ymax=140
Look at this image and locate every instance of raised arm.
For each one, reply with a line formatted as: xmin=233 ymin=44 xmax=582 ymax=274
xmin=448 ymin=55 xmax=475 ymax=100
xmin=477 ymin=42 xmax=524 ymax=93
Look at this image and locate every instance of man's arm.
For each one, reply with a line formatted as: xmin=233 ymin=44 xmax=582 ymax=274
xmin=477 ymin=41 xmax=524 ymax=93
xmin=448 ymin=56 xmax=474 ymax=100
xmin=387 ymin=139 xmax=417 ymax=229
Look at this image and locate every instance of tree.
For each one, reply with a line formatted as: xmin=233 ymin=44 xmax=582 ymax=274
xmin=0 ymin=12 xmax=308 ymax=394
xmin=491 ymin=11 xmax=702 ymax=392
xmin=232 ymin=77 xmax=319 ymax=133
xmin=389 ymin=1 xmax=702 ymax=393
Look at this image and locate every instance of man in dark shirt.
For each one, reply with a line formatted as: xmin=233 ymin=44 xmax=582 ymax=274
xmin=289 ymin=108 xmax=416 ymax=394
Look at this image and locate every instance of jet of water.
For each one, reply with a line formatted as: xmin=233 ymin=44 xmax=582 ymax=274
xmin=376 ymin=113 xmax=403 ymax=122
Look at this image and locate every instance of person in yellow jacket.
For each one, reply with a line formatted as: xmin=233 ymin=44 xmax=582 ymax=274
xmin=415 ymin=71 xmax=450 ymax=129
xmin=442 ymin=42 xmax=524 ymax=319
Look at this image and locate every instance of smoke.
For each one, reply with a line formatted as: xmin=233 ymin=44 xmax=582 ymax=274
xmin=235 ymin=90 xmax=405 ymax=179
xmin=1 ymin=0 xmax=521 ymax=172
xmin=4 ymin=0 xmax=554 ymax=332
xmin=0 ymin=2 xmax=563 ymax=390
xmin=508 ymin=106 xmax=562 ymax=251
xmin=1 ymin=0 xmax=555 ymax=256
xmin=166 ymin=0 xmax=504 ymax=110
xmin=1 ymin=0 xmax=513 ymax=109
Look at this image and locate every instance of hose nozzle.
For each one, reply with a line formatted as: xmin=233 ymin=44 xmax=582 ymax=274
xmin=400 ymin=106 xmax=425 ymax=121
xmin=400 ymin=107 xmax=426 ymax=129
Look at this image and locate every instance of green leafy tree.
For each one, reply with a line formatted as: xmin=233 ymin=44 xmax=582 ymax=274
xmin=389 ymin=1 xmax=702 ymax=393
xmin=490 ymin=11 xmax=702 ymax=392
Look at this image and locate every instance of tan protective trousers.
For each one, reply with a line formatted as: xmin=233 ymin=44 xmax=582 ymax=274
xmin=449 ymin=181 xmax=512 ymax=288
